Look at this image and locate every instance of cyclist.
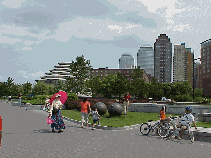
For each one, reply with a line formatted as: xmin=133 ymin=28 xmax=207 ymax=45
xmin=177 ymin=106 xmax=197 ymax=140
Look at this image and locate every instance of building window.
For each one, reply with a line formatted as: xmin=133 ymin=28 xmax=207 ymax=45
xmin=203 ymin=70 xmax=205 ymax=73
xmin=207 ymin=65 xmax=209 ymax=68
xmin=208 ymin=69 xmax=210 ymax=72
xmin=207 ymin=51 xmax=210 ymax=55
xmin=127 ymin=71 xmax=129 ymax=73
xmin=203 ymin=66 xmax=206 ymax=69
xmin=96 ymin=71 xmax=98 ymax=72
xmin=207 ymin=56 xmax=210 ymax=59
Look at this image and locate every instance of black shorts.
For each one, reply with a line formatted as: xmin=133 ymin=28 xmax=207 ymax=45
xmin=93 ymin=119 xmax=99 ymax=123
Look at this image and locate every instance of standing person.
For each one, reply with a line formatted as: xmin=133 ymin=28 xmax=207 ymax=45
xmin=43 ymin=96 xmax=50 ymax=110
xmin=80 ymin=98 xmax=91 ymax=128
xmin=19 ymin=93 xmax=22 ymax=107
xmin=92 ymin=108 xmax=100 ymax=130
xmin=123 ymin=92 xmax=130 ymax=115
xmin=50 ymin=94 xmax=65 ymax=133
xmin=8 ymin=96 xmax=12 ymax=103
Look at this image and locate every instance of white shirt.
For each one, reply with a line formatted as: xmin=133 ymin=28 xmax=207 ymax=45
xmin=50 ymin=99 xmax=62 ymax=114
xmin=92 ymin=111 xmax=99 ymax=120
xmin=181 ymin=113 xmax=194 ymax=126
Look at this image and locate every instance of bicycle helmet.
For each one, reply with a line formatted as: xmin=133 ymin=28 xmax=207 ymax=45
xmin=185 ymin=106 xmax=192 ymax=113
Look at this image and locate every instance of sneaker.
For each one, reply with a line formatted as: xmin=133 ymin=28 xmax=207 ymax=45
xmin=92 ymin=128 xmax=94 ymax=130
xmin=52 ymin=129 xmax=56 ymax=132
xmin=177 ymin=136 xmax=181 ymax=140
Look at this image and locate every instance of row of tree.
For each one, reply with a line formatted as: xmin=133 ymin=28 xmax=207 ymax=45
xmin=0 ymin=55 xmax=203 ymax=102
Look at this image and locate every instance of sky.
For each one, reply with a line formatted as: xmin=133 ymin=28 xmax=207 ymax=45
xmin=0 ymin=0 xmax=210 ymax=84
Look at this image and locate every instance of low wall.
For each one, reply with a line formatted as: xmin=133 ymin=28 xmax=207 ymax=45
xmin=128 ymin=103 xmax=211 ymax=121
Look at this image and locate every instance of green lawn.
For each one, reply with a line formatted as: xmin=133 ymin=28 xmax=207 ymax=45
xmin=60 ymin=110 xmax=177 ymax=127
xmin=61 ymin=110 xmax=211 ymax=128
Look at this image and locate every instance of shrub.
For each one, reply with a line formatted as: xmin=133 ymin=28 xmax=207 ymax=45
xmin=172 ymin=94 xmax=192 ymax=102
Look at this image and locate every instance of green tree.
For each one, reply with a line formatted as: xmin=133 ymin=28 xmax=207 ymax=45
xmin=22 ymin=82 xmax=32 ymax=96
xmin=147 ymin=78 xmax=163 ymax=101
xmin=162 ymin=83 xmax=172 ymax=98
xmin=69 ymin=55 xmax=92 ymax=94
xmin=0 ymin=82 xmax=8 ymax=97
xmin=64 ymin=77 xmax=75 ymax=93
xmin=194 ymin=88 xmax=203 ymax=98
xmin=54 ymin=80 xmax=65 ymax=93
xmin=6 ymin=77 xmax=15 ymax=96
xmin=129 ymin=67 xmax=147 ymax=100
xmin=113 ymin=72 xmax=129 ymax=101
xmin=46 ymin=84 xmax=54 ymax=95
xmin=100 ymin=74 xmax=116 ymax=99
xmin=86 ymin=76 xmax=102 ymax=98
xmin=32 ymin=81 xmax=48 ymax=95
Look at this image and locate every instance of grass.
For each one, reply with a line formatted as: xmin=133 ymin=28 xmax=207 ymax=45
xmin=60 ymin=110 xmax=177 ymax=127
xmin=195 ymin=122 xmax=211 ymax=128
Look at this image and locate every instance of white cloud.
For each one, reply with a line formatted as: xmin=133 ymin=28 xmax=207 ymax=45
xmin=107 ymin=25 xmax=123 ymax=33
xmin=18 ymin=70 xmax=28 ymax=79
xmin=0 ymin=34 xmax=22 ymax=44
xmin=29 ymin=71 xmax=47 ymax=78
xmin=1 ymin=0 xmax=26 ymax=8
xmin=22 ymin=46 xmax=33 ymax=51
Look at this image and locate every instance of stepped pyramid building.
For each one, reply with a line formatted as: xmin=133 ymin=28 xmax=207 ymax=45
xmin=35 ymin=62 xmax=74 ymax=85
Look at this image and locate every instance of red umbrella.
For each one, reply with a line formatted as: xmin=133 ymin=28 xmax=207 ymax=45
xmin=50 ymin=91 xmax=68 ymax=105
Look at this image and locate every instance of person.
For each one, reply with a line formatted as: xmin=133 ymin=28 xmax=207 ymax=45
xmin=50 ymin=94 xmax=65 ymax=133
xmin=92 ymin=108 xmax=100 ymax=130
xmin=177 ymin=107 xmax=197 ymax=140
xmin=19 ymin=93 xmax=22 ymax=107
xmin=80 ymin=98 xmax=91 ymax=128
xmin=159 ymin=106 xmax=171 ymax=123
xmin=43 ymin=96 xmax=50 ymax=110
xmin=8 ymin=96 xmax=12 ymax=103
xmin=123 ymin=92 xmax=130 ymax=115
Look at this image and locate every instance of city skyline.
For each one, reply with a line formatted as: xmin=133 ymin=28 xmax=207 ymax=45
xmin=1 ymin=0 xmax=209 ymax=84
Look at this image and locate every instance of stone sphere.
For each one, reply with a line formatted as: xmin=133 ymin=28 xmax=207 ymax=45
xmin=93 ymin=102 xmax=107 ymax=115
xmin=108 ymin=103 xmax=123 ymax=116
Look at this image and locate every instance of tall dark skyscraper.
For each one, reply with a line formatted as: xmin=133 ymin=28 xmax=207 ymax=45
xmin=154 ymin=34 xmax=172 ymax=83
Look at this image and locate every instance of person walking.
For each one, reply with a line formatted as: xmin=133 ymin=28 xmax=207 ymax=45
xmin=123 ymin=92 xmax=130 ymax=115
xmin=19 ymin=93 xmax=22 ymax=107
xmin=43 ymin=96 xmax=50 ymax=110
xmin=92 ymin=108 xmax=100 ymax=130
xmin=79 ymin=98 xmax=91 ymax=128
xmin=8 ymin=96 xmax=11 ymax=103
xmin=50 ymin=94 xmax=65 ymax=133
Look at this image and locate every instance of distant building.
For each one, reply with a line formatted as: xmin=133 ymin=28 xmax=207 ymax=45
xmin=90 ymin=67 xmax=149 ymax=82
xmin=119 ymin=53 xmax=135 ymax=69
xmin=200 ymin=39 xmax=211 ymax=96
xmin=137 ymin=45 xmax=154 ymax=77
xmin=154 ymin=34 xmax=172 ymax=83
xmin=194 ymin=62 xmax=201 ymax=89
xmin=173 ymin=43 xmax=193 ymax=86
xmin=35 ymin=62 xmax=74 ymax=85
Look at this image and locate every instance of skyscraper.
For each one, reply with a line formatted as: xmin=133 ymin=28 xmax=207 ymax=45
xmin=119 ymin=53 xmax=135 ymax=69
xmin=137 ymin=44 xmax=154 ymax=77
xmin=200 ymin=39 xmax=211 ymax=96
xmin=173 ymin=43 xmax=193 ymax=86
xmin=154 ymin=34 xmax=172 ymax=83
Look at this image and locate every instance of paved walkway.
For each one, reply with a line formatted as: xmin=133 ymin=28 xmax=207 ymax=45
xmin=1 ymin=100 xmax=211 ymax=158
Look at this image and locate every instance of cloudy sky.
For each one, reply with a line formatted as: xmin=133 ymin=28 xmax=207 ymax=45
xmin=0 ymin=0 xmax=210 ymax=84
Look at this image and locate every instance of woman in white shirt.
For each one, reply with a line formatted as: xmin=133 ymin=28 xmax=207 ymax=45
xmin=50 ymin=94 xmax=65 ymax=133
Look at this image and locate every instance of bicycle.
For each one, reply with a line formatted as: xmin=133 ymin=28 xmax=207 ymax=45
xmin=158 ymin=116 xmax=196 ymax=143
xmin=140 ymin=119 xmax=167 ymax=137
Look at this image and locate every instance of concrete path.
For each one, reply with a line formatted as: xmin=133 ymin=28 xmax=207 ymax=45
xmin=0 ymin=100 xmax=211 ymax=158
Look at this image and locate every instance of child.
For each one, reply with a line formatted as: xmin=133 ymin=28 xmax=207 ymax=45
xmin=160 ymin=106 xmax=171 ymax=123
xmin=92 ymin=108 xmax=100 ymax=130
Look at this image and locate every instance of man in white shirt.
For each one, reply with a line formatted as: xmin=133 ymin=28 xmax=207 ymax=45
xmin=177 ymin=107 xmax=197 ymax=140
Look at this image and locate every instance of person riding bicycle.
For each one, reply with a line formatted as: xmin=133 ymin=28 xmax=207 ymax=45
xmin=177 ymin=106 xmax=197 ymax=140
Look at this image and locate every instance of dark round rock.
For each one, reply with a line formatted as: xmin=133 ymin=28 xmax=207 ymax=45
xmin=93 ymin=102 xmax=107 ymax=115
xmin=108 ymin=103 xmax=123 ymax=116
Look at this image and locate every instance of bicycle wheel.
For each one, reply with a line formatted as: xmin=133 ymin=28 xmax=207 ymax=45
xmin=158 ymin=125 xmax=170 ymax=138
xmin=140 ymin=123 xmax=150 ymax=135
